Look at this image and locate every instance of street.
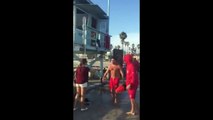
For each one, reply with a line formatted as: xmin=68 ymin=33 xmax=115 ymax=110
xmin=74 ymin=84 xmax=140 ymax=120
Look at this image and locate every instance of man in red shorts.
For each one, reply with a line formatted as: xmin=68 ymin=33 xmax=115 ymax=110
xmin=102 ymin=57 xmax=124 ymax=104
xmin=124 ymin=54 xmax=139 ymax=115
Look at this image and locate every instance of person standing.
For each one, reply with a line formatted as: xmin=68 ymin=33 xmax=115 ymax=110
xmin=102 ymin=57 xmax=124 ymax=104
xmin=123 ymin=54 xmax=139 ymax=115
xmin=133 ymin=58 xmax=140 ymax=72
xmin=73 ymin=58 xmax=90 ymax=111
xmin=133 ymin=57 xmax=140 ymax=80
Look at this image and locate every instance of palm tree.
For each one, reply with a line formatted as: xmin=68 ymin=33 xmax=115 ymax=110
xmin=117 ymin=45 xmax=120 ymax=50
xmin=132 ymin=44 xmax=135 ymax=54
xmin=110 ymin=44 xmax=113 ymax=57
xmin=124 ymin=42 xmax=127 ymax=53
xmin=129 ymin=47 xmax=131 ymax=53
xmin=137 ymin=44 xmax=140 ymax=54
xmin=119 ymin=32 xmax=127 ymax=54
xmin=126 ymin=42 xmax=129 ymax=53
xmin=110 ymin=44 xmax=113 ymax=51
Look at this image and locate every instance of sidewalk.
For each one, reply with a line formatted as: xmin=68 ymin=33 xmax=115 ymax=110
xmin=87 ymin=79 xmax=103 ymax=92
xmin=87 ymin=79 xmax=127 ymax=92
xmin=74 ymin=80 xmax=140 ymax=120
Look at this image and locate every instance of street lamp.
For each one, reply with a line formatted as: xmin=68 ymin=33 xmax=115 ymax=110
xmin=119 ymin=32 xmax=127 ymax=55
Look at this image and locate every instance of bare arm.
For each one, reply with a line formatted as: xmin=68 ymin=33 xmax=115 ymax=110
xmin=126 ymin=64 xmax=137 ymax=90
xmin=119 ymin=65 xmax=124 ymax=80
xmin=102 ymin=65 xmax=111 ymax=81
xmin=74 ymin=69 xmax=77 ymax=81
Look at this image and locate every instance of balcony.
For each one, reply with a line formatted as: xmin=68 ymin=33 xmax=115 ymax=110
xmin=74 ymin=26 xmax=110 ymax=53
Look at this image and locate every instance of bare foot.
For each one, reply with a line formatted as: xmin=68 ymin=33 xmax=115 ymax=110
xmin=126 ymin=112 xmax=132 ymax=115
xmin=126 ymin=112 xmax=136 ymax=115
xmin=114 ymin=99 xmax=117 ymax=104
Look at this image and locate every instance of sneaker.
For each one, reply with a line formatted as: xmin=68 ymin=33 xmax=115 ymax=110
xmin=84 ymin=98 xmax=90 ymax=103
xmin=84 ymin=102 xmax=90 ymax=106
xmin=73 ymin=107 xmax=78 ymax=111
xmin=81 ymin=107 xmax=88 ymax=111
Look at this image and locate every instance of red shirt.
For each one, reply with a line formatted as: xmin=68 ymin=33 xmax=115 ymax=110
xmin=125 ymin=63 xmax=139 ymax=87
xmin=75 ymin=66 xmax=90 ymax=84
xmin=124 ymin=54 xmax=139 ymax=87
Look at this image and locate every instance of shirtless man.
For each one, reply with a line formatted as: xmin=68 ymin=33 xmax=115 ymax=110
xmin=102 ymin=57 xmax=124 ymax=104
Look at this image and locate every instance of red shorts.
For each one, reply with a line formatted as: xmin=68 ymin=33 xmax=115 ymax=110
xmin=109 ymin=77 xmax=120 ymax=91
xmin=128 ymin=84 xmax=138 ymax=99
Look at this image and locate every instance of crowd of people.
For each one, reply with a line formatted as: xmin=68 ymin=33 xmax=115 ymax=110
xmin=73 ymin=54 xmax=140 ymax=115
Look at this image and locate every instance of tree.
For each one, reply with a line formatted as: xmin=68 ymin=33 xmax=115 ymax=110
xmin=110 ymin=44 xmax=113 ymax=51
xmin=137 ymin=44 xmax=140 ymax=54
xmin=117 ymin=45 xmax=120 ymax=50
xmin=132 ymin=43 xmax=135 ymax=54
xmin=124 ymin=42 xmax=127 ymax=53
xmin=129 ymin=47 xmax=131 ymax=53
xmin=126 ymin=42 xmax=130 ymax=53
xmin=119 ymin=32 xmax=127 ymax=54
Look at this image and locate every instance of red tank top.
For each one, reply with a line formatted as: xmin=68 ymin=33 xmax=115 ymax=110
xmin=75 ymin=66 xmax=90 ymax=84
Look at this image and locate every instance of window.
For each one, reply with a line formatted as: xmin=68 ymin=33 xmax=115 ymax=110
xmin=91 ymin=17 xmax=97 ymax=29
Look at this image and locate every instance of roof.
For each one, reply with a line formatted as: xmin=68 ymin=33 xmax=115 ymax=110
xmin=76 ymin=4 xmax=109 ymax=19
xmin=74 ymin=0 xmax=92 ymax=4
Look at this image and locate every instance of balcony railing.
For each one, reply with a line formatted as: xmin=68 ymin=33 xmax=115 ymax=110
xmin=74 ymin=26 xmax=110 ymax=52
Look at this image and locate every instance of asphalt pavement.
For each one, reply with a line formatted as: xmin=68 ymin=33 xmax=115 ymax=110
xmin=73 ymin=83 xmax=140 ymax=120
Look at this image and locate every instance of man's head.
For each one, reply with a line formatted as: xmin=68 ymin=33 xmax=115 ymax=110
xmin=80 ymin=58 xmax=87 ymax=65
xmin=111 ymin=57 xmax=117 ymax=64
xmin=123 ymin=54 xmax=133 ymax=65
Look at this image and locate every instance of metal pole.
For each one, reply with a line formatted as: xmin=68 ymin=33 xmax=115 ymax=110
xmin=73 ymin=1 xmax=76 ymax=49
xmin=82 ymin=16 xmax=87 ymax=55
xmin=107 ymin=0 xmax=110 ymax=17
xmin=84 ymin=28 xmax=87 ymax=55
xmin=100 ymin=54 xmax=103 ymax=82
xmin=107 ymin=0 xmax=110 ymax=34
xmin=73 ymin=0 xmax=76 ymax=63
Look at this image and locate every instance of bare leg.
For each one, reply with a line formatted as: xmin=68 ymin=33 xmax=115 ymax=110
xmin=114 ymin=92 xmax=117 ymax=104
xmin=130 ymin=99 xmax=135 ymax=113
xmin=80 ymin=87 xmax=86 ymax=109
xmin=132 ymin=99 xmax=137 ymax=114
xmin=126 ymin=99 xmax=136 ymax=115
xmin=74 ymin=87 xmax=81 ymax=109
xmin=110 ymin=89 xmax=114 ymax=102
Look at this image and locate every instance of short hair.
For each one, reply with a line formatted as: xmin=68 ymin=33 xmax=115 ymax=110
xmin=80 ymin=58 xmax=87 ymax=65
xmin=111 ymin=56 xmax=117 ymax=61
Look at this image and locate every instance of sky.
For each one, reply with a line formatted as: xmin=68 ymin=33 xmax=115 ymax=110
xmin=90 ymin=0 xmax=140 ymax=48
